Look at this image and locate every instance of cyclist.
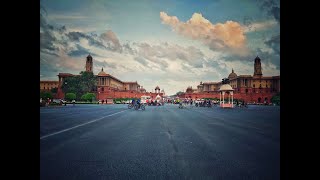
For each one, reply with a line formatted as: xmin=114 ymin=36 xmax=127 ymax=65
xmin=136 ymin=98 xmax=141 ymax=108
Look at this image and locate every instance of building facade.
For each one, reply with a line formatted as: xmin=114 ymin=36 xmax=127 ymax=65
xmin=182 ymin=56 xmax=280 ymax=103
xmin=52 ymin=54 xmax=164 ymax=100
xmin=40 ymin=81 xmax=59 ymax=91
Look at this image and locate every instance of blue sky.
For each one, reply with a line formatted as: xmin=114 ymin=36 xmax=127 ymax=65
xmin=40 ymin=0 xmax=280 ymax=95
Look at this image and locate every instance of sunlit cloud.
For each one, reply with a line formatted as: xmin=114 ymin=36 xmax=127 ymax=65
xmin=160 ymin=12 xmax=249 ymax=56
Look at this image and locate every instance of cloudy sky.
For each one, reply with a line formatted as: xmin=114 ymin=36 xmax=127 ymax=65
xmin=40 ymin=0 xmax=280 ymax=95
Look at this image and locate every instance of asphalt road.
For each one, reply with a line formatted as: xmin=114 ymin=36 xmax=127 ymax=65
xmin=40 ymin=104 xmax=280 ymax=180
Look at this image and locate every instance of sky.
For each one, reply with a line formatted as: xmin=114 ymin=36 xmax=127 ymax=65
xmin=40 ymin=0 xmax=280 ymax=95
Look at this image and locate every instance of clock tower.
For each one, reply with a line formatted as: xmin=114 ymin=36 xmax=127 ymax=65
xmin=253 ymin=56 xmax=262 ymax=77
xmin=85 ymin=54 xmax=93 ymax=72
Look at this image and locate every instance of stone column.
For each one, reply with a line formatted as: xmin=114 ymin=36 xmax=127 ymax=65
xmin=222 ymin=92 xmax=225 ymax=107
xmin=231 ymin=91 xmax=233 ymax=108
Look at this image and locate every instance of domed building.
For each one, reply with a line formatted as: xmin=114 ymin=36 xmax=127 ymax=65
xmin=98 ymin=67 xmax=107 ymax=76
xmin=50 ymin=54 xmax=164 ymax=101
xmin=155 ymin=86 xmax=160 ymax=93
xmin=181 ymin=56 xmax=280 ymax=104
xmin=140 ymin=86 xmax=146 ymax=93
xmin=228 ymin=69 xmax=237 ymax=79
xmin=161 ymin=89 xmax=165 ymax=95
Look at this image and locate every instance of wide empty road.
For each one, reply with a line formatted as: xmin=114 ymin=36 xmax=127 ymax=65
xmin=40 ymin=104 xmax=280 ymax=180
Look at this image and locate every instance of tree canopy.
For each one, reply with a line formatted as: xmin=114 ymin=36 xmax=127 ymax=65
xmin=40 ymin=91 xmax=53 ymax=100
xmin=61 ymin=71 xmax=97 ymax=99
xmin=271 ymin=92 xmax=280 ymax=105
xmin=81 ymin=93 xmax=96 ymax=102
xmin=175 ymin=91 xmax=184 ymax=96
xmin=65 ymin=93 xmax=76 ymax=101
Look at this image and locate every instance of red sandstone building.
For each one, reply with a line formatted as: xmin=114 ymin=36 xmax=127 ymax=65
xmin=182 ymin=56 xmax=280 ymax=103
xmin=40 ymin=81 xmax=59 ymax=91
xmin=48 ymin=54 xmax=164 ymax=100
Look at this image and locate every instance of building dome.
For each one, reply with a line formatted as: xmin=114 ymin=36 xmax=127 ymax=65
xmin=155 ymin=86 xmax=160 ymax=90
xmin=219 ymin=84 xmax=233 ymax=91
xmin=87 ymin=54 xmax=92 ymax=58
xmin=228 ymin=69 xmax=237 ymax=79
xmin=98 ymin=67 xmax=107 ymax=76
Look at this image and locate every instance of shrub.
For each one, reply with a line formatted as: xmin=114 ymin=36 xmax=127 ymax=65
xmin=65 ymin=93 xmax=76 ymax=101
xmin=81 ymin=93 xmax=96 ymax=102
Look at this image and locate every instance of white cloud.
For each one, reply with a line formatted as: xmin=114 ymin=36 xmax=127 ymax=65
xmin=160 ymin=12 xmax=249 ymax=56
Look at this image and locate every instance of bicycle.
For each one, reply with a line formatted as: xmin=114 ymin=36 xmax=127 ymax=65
xmin=134 ymin=103 xmax=145 ymax=110
xmin=128 ymin=103 xmax=134 ymax=109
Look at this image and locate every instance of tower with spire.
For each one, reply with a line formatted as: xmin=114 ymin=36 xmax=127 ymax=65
xmin=253 ymin=56 xmax=262 ymax=77
xmin=85 ymin=54 xmax=93 ymax=72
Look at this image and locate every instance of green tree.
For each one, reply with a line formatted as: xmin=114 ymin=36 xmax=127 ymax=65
xmin=175 ymin=91 xmax=184 ymax=96
xmin=61 ymin=71 xmax=97 ymax=99
xmin=50 ymin=87 xmax=58 ymax=94
xmin=40 ymin=91 xmax=53 ymax=100
xmin=271 ymin=92 xmax=280 ymax=105
xmin=61 ymin=76 xmax=82 ymax=96
xmin=81 ymin=93 xmax=96 ymax=102
xmin=79 ymin=71 xmax=97 ymax=93
xmin=65 ymin=93 xmax=76 ymax=101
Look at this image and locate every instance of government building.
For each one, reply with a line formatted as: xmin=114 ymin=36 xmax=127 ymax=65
xmin=182 ymin=56 xmax=280 ymax=103
xmin=41 ymin=55 xmax=165 ymax=100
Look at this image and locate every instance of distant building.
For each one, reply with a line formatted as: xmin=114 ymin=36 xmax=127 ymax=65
xmin=182 ymin=56 xmax=280 ymax=103
xmin=40 ymin=81 xmax=59 ymax=91
xmin=44 ymin=54 xmax=164 ymax=100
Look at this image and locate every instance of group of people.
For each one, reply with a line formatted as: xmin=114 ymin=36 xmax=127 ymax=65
xmin=236 ymin=101 xmax=248 ymax=108
xmin=145 ymin=99 xmax=163 ymax=106
xmin=195 ymin=100 xmax=213 ymax=107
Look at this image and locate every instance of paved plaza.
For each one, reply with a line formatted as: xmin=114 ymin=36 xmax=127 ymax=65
xmin=40 ymin=104 xmax=280 ymax=180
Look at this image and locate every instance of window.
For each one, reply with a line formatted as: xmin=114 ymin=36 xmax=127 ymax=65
xmin=253 ymin=84 xmax=255 ymax=88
